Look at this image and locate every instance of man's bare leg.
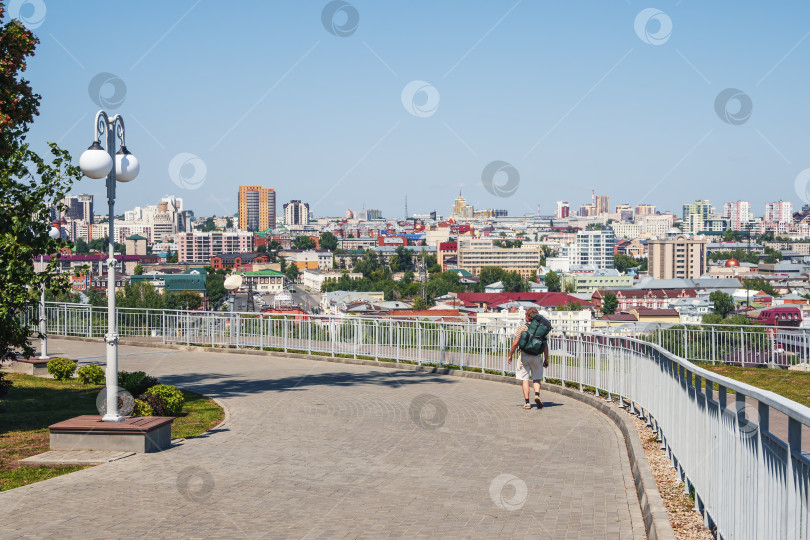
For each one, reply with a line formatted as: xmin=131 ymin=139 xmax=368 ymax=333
xmin=522 ymin=379 xmax=530 ymax=400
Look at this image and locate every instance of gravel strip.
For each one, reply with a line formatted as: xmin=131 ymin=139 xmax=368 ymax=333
xmin=601 ymin=395 xmax=714 ymax=540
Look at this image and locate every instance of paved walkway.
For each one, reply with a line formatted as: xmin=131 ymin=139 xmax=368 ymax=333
xmin=1 ymin=339 xmax=646 ymax=539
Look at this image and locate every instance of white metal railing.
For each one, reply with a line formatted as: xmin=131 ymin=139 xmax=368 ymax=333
xmin=25 ymin=302 xmax=810 ymax=540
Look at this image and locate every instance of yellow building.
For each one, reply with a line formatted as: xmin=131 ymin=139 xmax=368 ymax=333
xmin=456 ymin=239 xmax=541 ymax=279
xmin=238 ymin=185 xmax=276 ymax=232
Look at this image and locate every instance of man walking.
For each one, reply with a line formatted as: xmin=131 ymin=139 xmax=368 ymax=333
xmin=507 ymin=308 xmax=550 ymax=409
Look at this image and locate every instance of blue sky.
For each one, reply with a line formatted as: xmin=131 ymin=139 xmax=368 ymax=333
xmin=9 ymin=0 xmax=810 ymax=219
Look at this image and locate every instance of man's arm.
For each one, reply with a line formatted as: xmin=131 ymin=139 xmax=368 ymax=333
xmin=507 ymin=334 xmax=521 ymax=363
xmin=542 ymin=340 xmax=550 ymax=367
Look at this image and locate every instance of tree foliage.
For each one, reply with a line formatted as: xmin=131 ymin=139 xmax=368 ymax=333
xmin=709 ymin=291 xmax=736 ymax=318
xmin=741 ymin=278 xmax=779 ymax=298
xmin=544 ymin=270 xmax=561 ymax=292
xmin=319 ymin=231 xmax=338 ymax=251
xmin=292 ymin=236 xmax=316 ymax=250
xmin=614 ymin=254 xmax=641 ymax=273
xmin=601 ymin=293 xmax=619 ymax=315
xmin=0 ymin=9 xmax=83 ymax=359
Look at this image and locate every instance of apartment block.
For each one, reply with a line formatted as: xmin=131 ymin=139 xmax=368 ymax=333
xmin=595 ymin=195 xmax=609 ymax=215
xmin=636 ymin=214 xmax=675 ymax=238
xmin=575 ymin=229 xmax=615 ymax=269
xmin=283 ymin=200 xmax=310 ymax=226
xmin=723 ymin=201 xmax=751 ymax=231
xmin=176 ymin=231 xmax=254 ymax=263
xmin=634 ymin=204 xmax=656 ymax=216
xmin=456 ymin=239 xmax=542 ymax=279
xmin=764 ymin=201 xmax=793 ymax=224
xmin=238 ymin=185 xmax=276 ymax=231
xmin=647 ymin=234 xmax=707 ymax=280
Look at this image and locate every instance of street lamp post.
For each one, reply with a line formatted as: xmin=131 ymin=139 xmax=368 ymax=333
xmin=38 ymin=226 xmax=62 ymax=359
xmin=79 ymin=111 xmax=139 ymax=422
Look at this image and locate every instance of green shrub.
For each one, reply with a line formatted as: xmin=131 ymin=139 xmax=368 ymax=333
xmin=118 ymin=371 xmax=159 ymax=396
xmin=77 ymin=365 xmax=105 ymax=385
xmin=139 ymin=393 xmax=167 ymax=416
xmin=143 ymin=384 xmax=184 ymax=416
xmin=0 ymin=372 xmax=12 ymax=398
xmin=132 ymin=399 xmax=154 ymax=417
xmin=47 ymin=357 xmax=77 ymax=381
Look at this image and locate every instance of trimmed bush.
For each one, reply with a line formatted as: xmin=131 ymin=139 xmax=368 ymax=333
xmin=143 ymin=384 xmax=184 ymax=416
xmin=47 ymin=357 xmax=77 ymax=381
xmin=77 ymin=365 xmax=105 ymax=385
xmin=118 ymin=371 xmax=159 ymax=396
xmin=139 ymin=393 xmax=167 ymax=416
xmin=132 ymin=399 xmax=154 ymax=417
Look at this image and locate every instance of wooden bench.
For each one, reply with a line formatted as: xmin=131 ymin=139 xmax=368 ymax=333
xmin=9 ymin=357 xmax=56 ymax=377
xmin=49 ymin=415 xmax=175 ymax=453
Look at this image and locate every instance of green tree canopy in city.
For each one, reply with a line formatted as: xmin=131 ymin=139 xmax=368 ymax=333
xmin=709 ymin=291 xmax=736 ymax=318
xmin=285 ymin=263 xmax=300 ymax=282
xmin=0 ymin=8 xmax=83 ymax=360
xmin=133 ymin=264 xmax=143 ymax=275
xmin=601 ymin=293 xmax=619 ymax=315
xmin=319 ymin=231 xmax=338 ymax=251
xmin=74 ymin=237 xmax=89 ymax=253
xmin=614 ymin=254 xmax=641 ymax=273
xmin=292 ymin=236 xmax=316 ymax=250
xmin=741 ymin=277 xmax=780 ymax=298
xmin=389 ymin=246 xmax=414 ymax=273
xmin=544 ymin=270 xmax=561 ymax=292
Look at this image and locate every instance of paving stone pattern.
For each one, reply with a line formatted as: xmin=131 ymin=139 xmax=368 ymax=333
xmin=0 ymin=340 xmax=646 ymax=539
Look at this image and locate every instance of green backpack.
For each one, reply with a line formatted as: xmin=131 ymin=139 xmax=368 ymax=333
xmin=518 ymin=313 xmax=552 ymax=355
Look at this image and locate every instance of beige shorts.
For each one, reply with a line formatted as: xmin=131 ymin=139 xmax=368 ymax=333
xmin=515 ymin=353 xmax=544 ymax=381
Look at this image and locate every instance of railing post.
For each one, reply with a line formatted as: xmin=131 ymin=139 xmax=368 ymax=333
xmin=88 ymin=305 xmax=92 ymax=338
xmin=283 ymin=317 xmax=288 ymax=353
xmin=440 ymin=325 xmax=445 ymax=368
xmin=308 ymin=318 xmax=312 ymax=356
xmin=682 ymin=326 xmax=687 ymax=359
xmin=374 ymin=320 xmax=379 ymax=361
xmin=578 ymin=334 xmax=584 ymax=392
xmin=711 ymin=326 xmax=716 ymax=365
xmin=595 ymin=341 xmax=601 ymax=397
xmin=186 ymin=310 xmax=191 ymax=347
xmin=417 ymin=321 xmax=422 ymax=366
xmin=461 ymin=324 xmax=466 ymax=371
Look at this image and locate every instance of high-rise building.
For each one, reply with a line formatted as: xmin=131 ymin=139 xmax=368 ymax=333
xmin=238 ymin=186 xmax=276 ymax=232
xmin=648 ymin=235 xmax=707 ymax=279
xmin=682 ymin=200 xmax=713 ymax=234
xmin=578 ymin=204 xmax=597 ymax=217
xmin=634 ymin=204 xmax=656 ymax=216
xmin=575 ymin=229 xmax=615 ymax=269
xmin=555 ymin=201 xmax=570 ymax=219
xmin=451 ymin=194 xmax=474 ymax=219
xmin=723 ymin=201 xmax=751 ymax=231
xmin=764 ymin=201 xmax=793 ymax=224
xmin=614 ymin=204 xmax=633 ymax=221
xmin=283 ymin=200 xmax=310 ymax=226
xmin=62 ymin=194 xmax=94 ymax=224
xmin=595 ymin=195 xmax=610 ymax=215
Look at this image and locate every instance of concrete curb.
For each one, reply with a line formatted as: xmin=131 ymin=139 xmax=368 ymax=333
xmin=57 ymin=336 xmax=675 ymax=539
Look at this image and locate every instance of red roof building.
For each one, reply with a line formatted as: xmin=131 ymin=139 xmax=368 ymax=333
xmin=591 ymin=289 xmax=698 ymax=311
xmin=454 ymin=292 xmax=590 ymax=311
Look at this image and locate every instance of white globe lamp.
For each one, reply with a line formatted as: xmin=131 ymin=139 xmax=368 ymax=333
xmin=115 ymin=145 xmax=140 ymax=182
xmin=79 ymin=141 xmax=113 ymax=179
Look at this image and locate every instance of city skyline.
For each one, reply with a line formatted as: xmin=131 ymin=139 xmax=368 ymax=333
xmin=11 ymin=2 xmax=810 ymax=218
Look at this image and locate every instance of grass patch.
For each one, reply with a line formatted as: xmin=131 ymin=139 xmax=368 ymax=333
xmin=701 ymin=364 xmax=810 ymax=408
xmin=171 ymin=389 xmax=225 ymax=439
xmin=0 ymin=373 xmax=224 ymax=491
